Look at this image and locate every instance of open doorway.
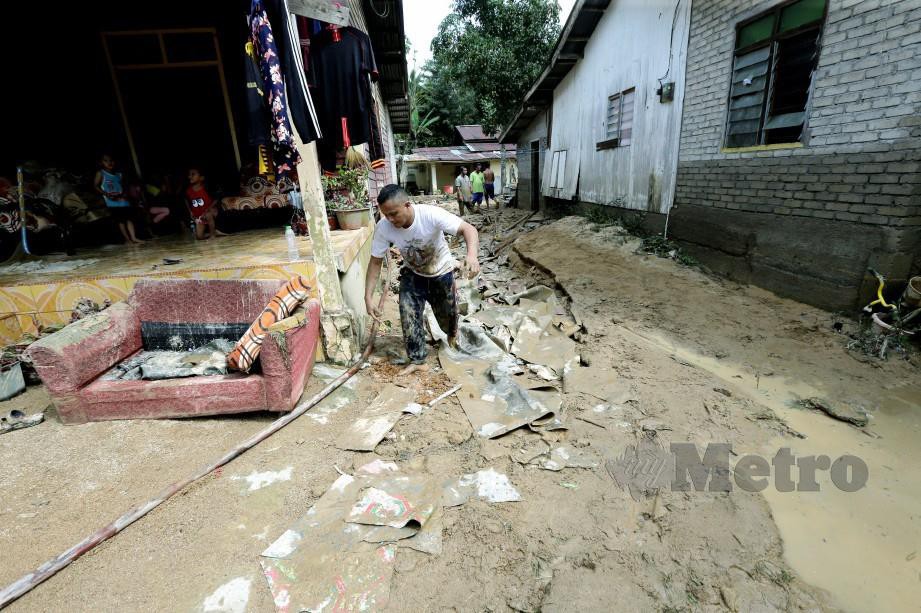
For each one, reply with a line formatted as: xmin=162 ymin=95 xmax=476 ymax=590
xmin=102 ymin=28 xmax=241 ymax=184
xmin=530 ymin=140 xmax=540 ymax=211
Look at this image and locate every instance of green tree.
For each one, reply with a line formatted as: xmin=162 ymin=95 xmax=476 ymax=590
xmin=408 ymin=67 xmax=440 ymax=149
xmin=416 ymin=59 xmax=478 ymax=145
xmin=428 ymin=0 xmax=561 ymax=135
xmin=396 ymin=66 xmax=442 ymax=183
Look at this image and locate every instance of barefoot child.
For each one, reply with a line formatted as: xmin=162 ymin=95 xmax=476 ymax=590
xmin=185 ymin=167 xmax=225 ymax=240
xmin=94 ymin=153 xmax=144 ymax=244
xmin=364 ymin=184 xmax=480 ymax=375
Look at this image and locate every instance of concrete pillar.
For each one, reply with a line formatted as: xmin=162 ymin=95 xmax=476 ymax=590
xmin=295 ymin=139 xmax=358 ymax=364
xmin=430 ymin=163 xmax=437 ymax=194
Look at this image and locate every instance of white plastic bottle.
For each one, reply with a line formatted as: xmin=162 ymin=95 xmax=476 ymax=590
xmin=285 ymin=225 xmax=299 ymax=260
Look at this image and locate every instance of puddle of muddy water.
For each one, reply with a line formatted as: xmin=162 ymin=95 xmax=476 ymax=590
xmin=620 ymin=327 xmax=921 ymax=613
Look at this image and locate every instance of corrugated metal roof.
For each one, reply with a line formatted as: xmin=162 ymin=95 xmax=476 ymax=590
xmin=466 ymin=142 xmax=516 ymax=153
xmin=499 ymin=0 xmax=612 ymax=143
xmin=455 ymin=125 xmax=496 ymax=142
xmin=404 ymin=146 xmax=516 ymax=163
xmin=362 ymin=0 xmax=410 ymax=132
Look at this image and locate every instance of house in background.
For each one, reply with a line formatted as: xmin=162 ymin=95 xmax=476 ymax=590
xmin=402 ymin=125 xmax=517 ymax=195
xmin=501 ymin=0 xmax=920 ymax=310
xmin=500 ymin=0 xmax=690 ymax=214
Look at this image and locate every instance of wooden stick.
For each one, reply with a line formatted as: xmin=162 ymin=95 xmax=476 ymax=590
xmin=0 ymin=259 xmax=395 ymax=608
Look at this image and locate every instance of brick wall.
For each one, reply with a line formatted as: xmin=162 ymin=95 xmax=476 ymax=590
xmin=671 ymin=0 xmax=921 ymax=309
xmin=680 ymin=0 xmax=921 ymax=161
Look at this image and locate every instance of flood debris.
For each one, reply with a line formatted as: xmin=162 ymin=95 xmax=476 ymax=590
xmin=70 ymin=297 xmax=111 ymax=322
xmin=443 ymin=468 xmax=522 ymax=505
xmin=538 ymin=445 xmax=601 ymax=471
xmin=801 ymin=397 xmax=869 ymax=428
xmin=102 ymin=339 xmax=236 ymax=381
xmin=439 ymin=323 xmax=563 ymax=438
xmin=259 ymin=461 xmax=518 ymax=611
xmin=0 ymin=410 xmax=44 ymax=435
xmin=513 ymin=439 xmax=600 ymax=471
xmin=335 ymin=384 xmax=416 ymax=451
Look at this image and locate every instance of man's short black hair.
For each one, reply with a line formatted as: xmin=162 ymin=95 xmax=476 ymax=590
xmin=377 ymin=184 xmax=409 ymax=206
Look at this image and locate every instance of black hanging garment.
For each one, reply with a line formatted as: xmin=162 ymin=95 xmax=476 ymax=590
xmin=309 ymin=26 xmax=386 ymax=170
xmin=263 ymin=0 xmax=322 ymax=144
xmin=243 ymin=41 xmax=271 ymax=147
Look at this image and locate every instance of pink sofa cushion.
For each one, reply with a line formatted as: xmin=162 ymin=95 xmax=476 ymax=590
xmin=79 ymin=373 xmax=266 ymax=421
xmin=129 ymin=279 xmax=286 ymax=325
xmin=27 ymin=302 xmax=141 ymax=394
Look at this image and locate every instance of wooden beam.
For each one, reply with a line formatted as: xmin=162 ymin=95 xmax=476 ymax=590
xmin=101 ymin=33 xmax=142 ymax=178
xmin=103 ymin=28 xmax=215 ymax=36
xmin=288 ymin=0 xmax=350 ymax=26
xmin=212 ymin=30 xmax=242 ymax=171
xmin=113 ymin=61 xmax=220 ymax=70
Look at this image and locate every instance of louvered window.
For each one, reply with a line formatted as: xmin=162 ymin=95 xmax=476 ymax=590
xmin=598 ymin=88 xmax=635 ymax=149
xmin=725 ymin=0 xmax=826 ymax=148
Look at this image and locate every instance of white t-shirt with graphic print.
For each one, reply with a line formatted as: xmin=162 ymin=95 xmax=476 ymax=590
xmin=371 ymin=204 xmax=462 ymax=277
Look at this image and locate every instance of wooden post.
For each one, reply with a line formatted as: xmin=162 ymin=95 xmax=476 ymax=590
xmin=297 ymin=141 xmax=345 ymax=313
xmin=212 ymin=31 xmax=243 ymax=171
xmin=295 ymin=139 xmax=359 ymax=363
xmin=100 ymin=34 xmax=142 ymax=178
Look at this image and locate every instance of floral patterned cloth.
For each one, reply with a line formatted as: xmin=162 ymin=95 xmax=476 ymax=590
xmin=249 ymin=1 xmax=302 ymax=176
xmin=0 ymin=196 xmax=21 ymax=234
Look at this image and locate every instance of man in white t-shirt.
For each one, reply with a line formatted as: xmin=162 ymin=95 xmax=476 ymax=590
xmin=365 ymin=184 xmax=480 ymax=374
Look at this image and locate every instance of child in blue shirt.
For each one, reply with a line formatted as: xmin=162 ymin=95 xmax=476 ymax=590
xmin=94 ymin=153 xmax=144 ymax=244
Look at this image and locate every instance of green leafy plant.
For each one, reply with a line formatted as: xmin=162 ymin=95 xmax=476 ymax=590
xmin=322 ymin=166 xmax=369 ymax=211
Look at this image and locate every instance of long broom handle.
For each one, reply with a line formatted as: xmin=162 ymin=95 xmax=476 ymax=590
xmin=0 ymin=258 xmax=393 ymax=608
xmin=15 ymin=167 xmax=31 ymax=255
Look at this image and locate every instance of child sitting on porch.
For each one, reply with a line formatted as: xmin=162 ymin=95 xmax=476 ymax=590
xmin=94 ymin=153 xmax=145 ymax=245
xmin=185 ymin=167 xmax=226 ymax=240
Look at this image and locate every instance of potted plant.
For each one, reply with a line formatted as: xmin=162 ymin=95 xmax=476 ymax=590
xmin=324 ymin=166 xmax=373 ymax=230
xmin=320 ymin=174 xmax=342 ymax=230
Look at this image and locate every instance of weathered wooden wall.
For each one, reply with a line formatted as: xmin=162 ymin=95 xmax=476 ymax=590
xmin=516 ymin=110 xmax=549 ymax=210
xmin=543 ymin=0 xmax=692 ymax=213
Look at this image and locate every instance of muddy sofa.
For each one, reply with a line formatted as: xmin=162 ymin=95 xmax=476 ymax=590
xmin=27 ymin=279 xmax=320 ymax=424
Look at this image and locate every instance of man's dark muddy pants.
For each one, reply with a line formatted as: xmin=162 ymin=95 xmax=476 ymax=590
xmin=399 ymin=268 xmax=458 ymax=364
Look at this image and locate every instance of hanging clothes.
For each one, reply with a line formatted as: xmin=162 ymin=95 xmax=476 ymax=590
xmin=309 ymin=26 xmax=386 ymax=170
xmin=249 ymin=0 xmax=302 ymax=175
xmin=243 ymin=41 xmax=271 ymax=147
xmin=263 ymin=0 xmax=321 ymax=144
xmin=368 ymin=97 xmax=387 ymax=170
xmin=295 ymin=16 xmax=312 ymax=74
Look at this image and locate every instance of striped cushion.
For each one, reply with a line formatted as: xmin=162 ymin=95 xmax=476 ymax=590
xmin=227 ymin=276 xmax=312 ymax=372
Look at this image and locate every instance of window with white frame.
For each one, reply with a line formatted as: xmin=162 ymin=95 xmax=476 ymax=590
xmin=598 ymin=88 xmax=635 ymax=149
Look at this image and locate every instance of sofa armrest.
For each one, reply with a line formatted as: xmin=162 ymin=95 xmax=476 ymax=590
xmin=260 ymin=298 xmax=321 ymax=410
xmin=26 ymin=302 xmax=142 ymax=395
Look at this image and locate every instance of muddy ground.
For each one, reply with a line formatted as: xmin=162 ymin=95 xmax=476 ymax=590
xmin=0 ymin=204 xmax=919 ymax=612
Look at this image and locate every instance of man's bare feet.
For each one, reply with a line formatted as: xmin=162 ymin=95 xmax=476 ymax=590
xmin=398 ymin=363 xmax=430 ymax=376
xmin=214 ymin=229 xmax=229 ymax=236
